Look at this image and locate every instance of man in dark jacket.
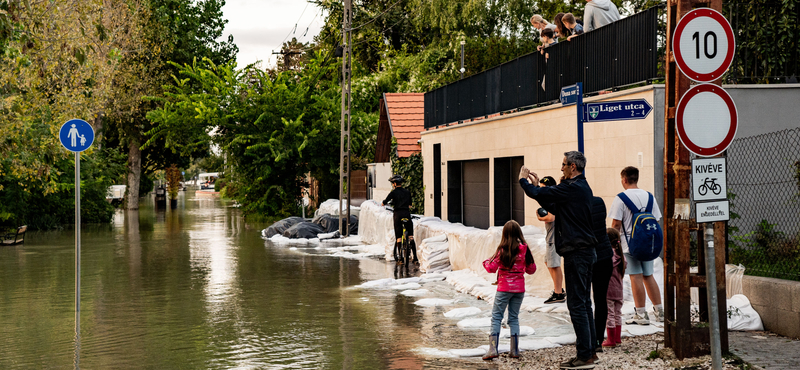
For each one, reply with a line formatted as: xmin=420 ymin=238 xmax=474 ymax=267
xmin=519 ymin=151 xmax=598 ymax=370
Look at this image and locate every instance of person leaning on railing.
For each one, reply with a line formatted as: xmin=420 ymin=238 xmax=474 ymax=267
xmin=564 ymin=13 xmax=585 ymax=41
xmin=583 ymin=0 xmax=620 ymax=32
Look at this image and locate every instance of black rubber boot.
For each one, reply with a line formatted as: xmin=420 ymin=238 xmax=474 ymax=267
xmin=482 ymin=333 xmax=500 ymax=360
xmin=510 ymin=334 xmax=520 ymax=358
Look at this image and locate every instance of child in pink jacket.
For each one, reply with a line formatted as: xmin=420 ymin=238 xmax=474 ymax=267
xmin=603 ymin=228 xmax=626 ymax=347
xmin=482 ymin=220 xmax=537 ymax=360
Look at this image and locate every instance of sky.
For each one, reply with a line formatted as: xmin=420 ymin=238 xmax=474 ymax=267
xmin=220 ymin=0 xmax=326 ymax=69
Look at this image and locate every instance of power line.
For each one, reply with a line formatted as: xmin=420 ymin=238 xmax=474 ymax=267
xmin=350 ymin=0 xmax=405 ymax=31
xmin=275 ymin=1 xmax=311 ymax=52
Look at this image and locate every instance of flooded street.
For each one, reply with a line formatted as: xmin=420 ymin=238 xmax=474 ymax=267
xmin=0 ymin=191 xmax=539 ymax=369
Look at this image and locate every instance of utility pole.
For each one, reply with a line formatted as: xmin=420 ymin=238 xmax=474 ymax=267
xmin=339 ymin=0 xmax=352 ymax=236
xmin=272 ymin=50 xmax=302 ymax=71
xmin=460 ymin=40 xmax=465 ymax=79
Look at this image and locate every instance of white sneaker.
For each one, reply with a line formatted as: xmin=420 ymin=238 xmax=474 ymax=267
xmin=626 ymin=312 xmax=650 ymax=325
xmin=652 ymin=307 xmax=664 ymax=323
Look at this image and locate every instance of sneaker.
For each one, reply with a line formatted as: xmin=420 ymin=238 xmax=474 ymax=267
xmin=652 ymin=307 xmax=664 ymax=323
xmin=559 ymin=357 xmax=596 ymax=369
xmin=544 ymin=290 xmax=566 ymax=304
xmin=626 ymin=312 xmax=650 ymax=325
xmin=592 ymin=353 xmax=602 ymax=364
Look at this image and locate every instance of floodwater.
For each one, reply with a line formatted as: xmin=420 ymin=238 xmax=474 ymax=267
xmin=2 ymin=190 xmax=542 ymax=369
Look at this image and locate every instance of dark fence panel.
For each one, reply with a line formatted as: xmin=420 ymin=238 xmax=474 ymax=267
xmin=727 ymin=128 xmax=800 ymax=281
xmin=424 ymin=6 xmax=659 ymax=129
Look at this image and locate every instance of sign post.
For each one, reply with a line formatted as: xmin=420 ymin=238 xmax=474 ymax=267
xmin=58 ymin=118 xmax=94 ymax=368
xmin=560 ymin=83 xmax=583 ymax=153
xmin=672 ymin=9 xmax=736 ymax=368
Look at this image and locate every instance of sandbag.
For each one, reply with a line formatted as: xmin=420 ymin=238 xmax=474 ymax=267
xmin=264 ymin=217 xmax=306 ymax=238
xmin=312 ymin=213 xmax=358 ymax=234
xmin=282 ymin=222 xmax=325 ymax=239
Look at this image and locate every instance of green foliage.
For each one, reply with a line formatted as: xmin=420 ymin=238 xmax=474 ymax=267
xmin=729 ymin=219 xmax=800 ymax=281
xmin=390 ymin=138 xmax=424 ymax=214
xmin=723 ymin=1 xmax=800 ymax=83
xmin=140 ymin=173 xmax=155 ymax=197
xmin=0 ymin=148 xmax=126 ymax=230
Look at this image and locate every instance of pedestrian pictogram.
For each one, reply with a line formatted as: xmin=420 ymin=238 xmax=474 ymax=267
xmin=676 ymin=84 xmax=738 ymax=157
xmin=672 ymin=8 xmax=735 ymax=82
xmin=59 ymin=119 xmax=94 ymax=152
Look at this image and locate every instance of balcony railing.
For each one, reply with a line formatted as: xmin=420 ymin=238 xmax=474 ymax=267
xmin=424 ymin=6 xmax=659 ymax=129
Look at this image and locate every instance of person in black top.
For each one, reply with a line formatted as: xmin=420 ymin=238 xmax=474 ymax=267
xmin=382 ymin=175 xmax=418 ymax=264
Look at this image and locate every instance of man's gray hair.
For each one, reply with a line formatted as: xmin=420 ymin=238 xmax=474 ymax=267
xmin=564 ymin=151 xmax=586 ymax=172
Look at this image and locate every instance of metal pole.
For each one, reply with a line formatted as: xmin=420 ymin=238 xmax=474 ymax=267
xmin=460 ymin=40 xmax=465 ymax=79
xmin=704 ymin=223 xmax=723 ymax=370
xmin=74 ymin=151 xmax=81 ymax=369
xmin=339 ymin=0 xmax=352 ymax=237
xmin=576 ymin=82 xmax=584 ymax=154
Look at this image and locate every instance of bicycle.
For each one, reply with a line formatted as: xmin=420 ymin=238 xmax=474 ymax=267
xmin=698 ymin=177 xmax=722 ymax=196
xmin=398 ymin=217 xmax=412 ymax=265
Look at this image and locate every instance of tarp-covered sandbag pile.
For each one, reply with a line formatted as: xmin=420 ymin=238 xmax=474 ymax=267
xmin=283 ymin=222 xmax=324 ymax=239
xmin=261 ymin=213 xmax=358 ymax=240
xmin=262 ymin=217 xmax=305 ymax=238
xmin=317 ymin=199 xmax=361 ymax=219
xmin=419 ymin=234 xmax=450 ymax=273
xmin=312 ymin=213 xmax=358 ymax=235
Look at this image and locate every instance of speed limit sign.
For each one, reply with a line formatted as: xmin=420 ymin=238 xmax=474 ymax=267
xmin=672 ymin=8 xmax=735 ymax=82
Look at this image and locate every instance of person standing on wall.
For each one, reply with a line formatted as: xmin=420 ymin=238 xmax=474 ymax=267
xmin=583 ymin=0 xmax=620 ymax=32
xmin=537 ymin=176 xmax=566 ymax=304
xmin=519 ymin=151 xmax=599 ymax=370
xmin=382 ymin=175 xmax=418 ymax=265
xmin=608 ymin=166 xmax=664 ymax=325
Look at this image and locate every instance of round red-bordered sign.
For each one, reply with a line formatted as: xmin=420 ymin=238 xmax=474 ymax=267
xmin=672 ymin=8 xmax=735 ymax=82
xmin=676 ymin=84 xmax=738 ymax=157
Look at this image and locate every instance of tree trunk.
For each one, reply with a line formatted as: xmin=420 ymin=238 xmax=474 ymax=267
xmin=126 ymin=138 xmax=141 ymax=210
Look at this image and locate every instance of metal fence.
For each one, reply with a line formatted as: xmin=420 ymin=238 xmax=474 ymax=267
xmin=424 ymin=6 xmax=659 ymax=129
xmin=724 ymin=2 xmax=800 ymax=84
xmin=726 ymin=127 xmax=800 ymax=281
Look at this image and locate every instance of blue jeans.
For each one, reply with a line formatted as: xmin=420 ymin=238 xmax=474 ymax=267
xmin=491 ymin=291 xmax=525 ymax=336
xmin=563 ymin=247 xmax=597 ymax=360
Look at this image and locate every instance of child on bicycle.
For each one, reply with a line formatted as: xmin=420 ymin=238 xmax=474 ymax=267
xmin=381 ymin=175 xmax=418 ymax=264
xmin=482 ymin=220 xmax=537 ymax=360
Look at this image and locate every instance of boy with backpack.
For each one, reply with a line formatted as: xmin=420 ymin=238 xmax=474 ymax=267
xmin=608 ymin=166 xmax=664 ymax=325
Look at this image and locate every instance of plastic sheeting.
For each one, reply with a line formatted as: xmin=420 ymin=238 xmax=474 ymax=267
xmin=263 ymin=216 xmax=305 ymax=238
xmin=316 ymin=199 xmax=361 ymax=219
xmin=312 ymin=213 xmax=359 ymax=235
xmin=283 ymin=222 xmax=324 ymax=239
xmin=727 ymin=294 xmax=764 ymax=331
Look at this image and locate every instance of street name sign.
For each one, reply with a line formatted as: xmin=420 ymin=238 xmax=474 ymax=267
xmin=672 ymin=8 xmax=735 ymax=82
xmin=560 ymin=84 xmax=581 ymax=106
xmin=692 ymin=157 xmax=726 ymax=201
xmin=59 ymin=119 xmax=94 ymax=152
xmin=584 ymin=99 xmax=653 ymax=122
xmin=676 ymin=84 xmax=738 ymax=157
xmin=696 ymin=200 xmax=730 ymax=223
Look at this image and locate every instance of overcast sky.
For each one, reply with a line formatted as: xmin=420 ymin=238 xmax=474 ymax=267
xmin=220 ymin=0 xmax=326 ymax=69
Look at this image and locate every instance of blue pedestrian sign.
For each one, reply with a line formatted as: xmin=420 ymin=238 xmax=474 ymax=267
xmin=583 ymin=99 xmax=653 ymax=122
xmin=560 ymin=84 xmax=582 ymax=106
xmin=59 ymin=119 xmax=94 ymax=152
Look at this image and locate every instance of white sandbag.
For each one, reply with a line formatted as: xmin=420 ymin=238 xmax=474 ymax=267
xmin=500 ymin=326 xmax=535 ymax=338
xmin=457 ymin=317 xmax=491 ymax=328
xmin=419 ymin=233 xmax=451 ymax=273
xmin=444 ymin=307 xmax=482 ymax=318
xmin=727 ymin=294 xmax=764 ymax=331
xmin=726 ymin=264 xmax=745 ymax=298
xmin=401 ymin=289 xmax=429 ymax=297
xmin=414 ymin=298 xmax=455 ymax=307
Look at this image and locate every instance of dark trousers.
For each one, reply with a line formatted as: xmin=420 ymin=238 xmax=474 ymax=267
xmin=592 ymin=256 xmax=614 ymax=349
xmin=563 ymin=247 xmax=597 ymax=360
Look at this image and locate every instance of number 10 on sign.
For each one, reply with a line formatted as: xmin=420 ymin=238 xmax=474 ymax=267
xmin=673 ymin=8 xmax=735 ymax=83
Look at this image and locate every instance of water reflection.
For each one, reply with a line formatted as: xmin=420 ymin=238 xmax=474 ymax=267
xmin=0 ymin=191 xmax=500 ymax=369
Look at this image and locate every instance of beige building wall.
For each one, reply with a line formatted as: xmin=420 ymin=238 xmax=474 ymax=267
xmin=421 ymin=85 xmax=665 ymax=228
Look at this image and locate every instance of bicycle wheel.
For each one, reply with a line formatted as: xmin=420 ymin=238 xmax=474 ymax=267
xmin=698 ymin=184 xmax=708 ymax=196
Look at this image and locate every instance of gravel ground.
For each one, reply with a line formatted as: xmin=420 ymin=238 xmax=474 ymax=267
xmin=489 ymin=333 xmax=746 ymax=369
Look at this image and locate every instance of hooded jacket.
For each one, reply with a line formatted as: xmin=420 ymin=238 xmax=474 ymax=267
xmin=519 ymin=174 xmax=597 ymax=255
xmin=584 ymin=0 xmax=621 ymax=32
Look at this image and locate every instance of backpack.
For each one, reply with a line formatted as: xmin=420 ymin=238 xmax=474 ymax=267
xmin=617 ymin=192 xmax=663 ymax=261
